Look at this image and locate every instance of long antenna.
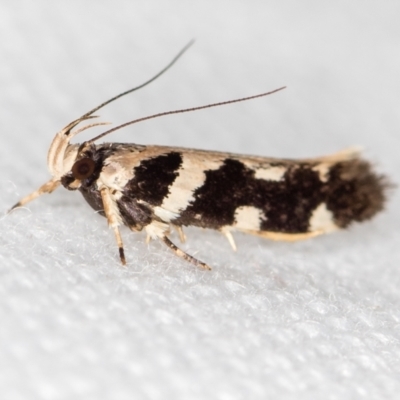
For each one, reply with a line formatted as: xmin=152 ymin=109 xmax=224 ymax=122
xmin=88 ymin=86 xmax=286 ymax=143
xmin=80 ymin=40 xmax=195 ymax=119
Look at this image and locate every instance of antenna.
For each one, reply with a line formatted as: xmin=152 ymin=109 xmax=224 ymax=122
xmin=79 ymin=40 xmax=195 ymax=119
xmin=88 ymin=86 xmax=286 ymax=143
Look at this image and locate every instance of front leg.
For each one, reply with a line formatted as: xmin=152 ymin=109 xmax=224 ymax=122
xmin=9 ymin=179 xmax=61 ymax=211
xmin=100 ymin=187 xmax=126 ymax=265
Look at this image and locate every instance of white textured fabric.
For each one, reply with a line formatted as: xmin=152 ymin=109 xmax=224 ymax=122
xmin=1 ymin=2 xmax=400 ymax=399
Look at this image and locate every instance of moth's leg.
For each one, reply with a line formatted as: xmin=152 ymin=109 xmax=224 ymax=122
xmin=100 ymin=187 xmax=126 ymax=265
xmin=113 ymin=226 xmax=126 ymax=265
xmin=221 ymin=228 xmax=237 ymax=251
xmin=161 ymin=236 xmax=211 ymax=271
xmin=174 ymin=225 xmax=186 ymax=243
xmin=9 ymin=179 xmax=61 ymax=212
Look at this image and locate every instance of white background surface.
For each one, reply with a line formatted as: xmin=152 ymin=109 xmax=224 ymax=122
xmin=1 ymin=2 xmax=400 ymax=399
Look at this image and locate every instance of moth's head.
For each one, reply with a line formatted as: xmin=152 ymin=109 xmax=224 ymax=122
xmin=60 ymin=142 xmax=100 ymax=191
xmin=47 ymin=116 xmax=108 ymax=190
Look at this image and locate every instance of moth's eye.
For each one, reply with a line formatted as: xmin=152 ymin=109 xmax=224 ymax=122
xmin=71 ymin=158 xmax=96 ymax=180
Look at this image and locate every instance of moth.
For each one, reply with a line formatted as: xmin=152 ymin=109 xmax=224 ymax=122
xmin=9 ymin=43 xmax=388 ymax=270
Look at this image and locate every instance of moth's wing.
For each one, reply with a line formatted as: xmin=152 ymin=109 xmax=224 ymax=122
xmin=99 ymin=145 xmax=383 ymax=239
xmin=145 ymin=146 xmax=366 ymax=231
